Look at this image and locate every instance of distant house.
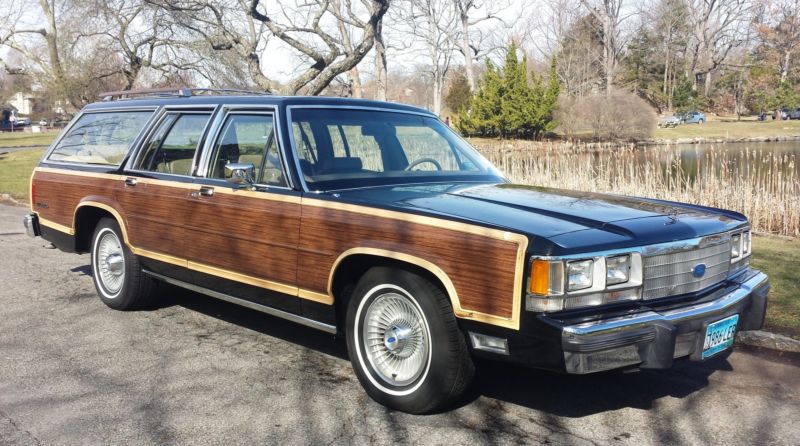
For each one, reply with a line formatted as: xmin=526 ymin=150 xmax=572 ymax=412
xmin=9 ymin=91 xmax=37 ymax=115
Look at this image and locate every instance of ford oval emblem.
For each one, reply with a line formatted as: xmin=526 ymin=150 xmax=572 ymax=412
xmin=692 ymin=263 xmax=707 ymax=278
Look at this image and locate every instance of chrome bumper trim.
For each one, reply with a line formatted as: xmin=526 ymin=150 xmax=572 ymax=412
xmin=563 ymin=272 xmax=768 ymax=337
xmin=22 ymin=213 xmax=40 ymax=238
xmin=560 ymin=271 xmax=769 ymax=374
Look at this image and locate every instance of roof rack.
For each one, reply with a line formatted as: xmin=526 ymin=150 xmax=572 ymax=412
xmin=99 ymin=87 xmax=271 ymax=101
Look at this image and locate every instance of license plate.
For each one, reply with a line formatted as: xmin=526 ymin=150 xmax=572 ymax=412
xmin=702 ymin=314 xmax=739 ymax=359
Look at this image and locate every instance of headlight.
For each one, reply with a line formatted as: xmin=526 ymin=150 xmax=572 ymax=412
xmin=606 ymin=255 xmax=630 ymax=285
xmin=567 ymin=259 xmax=593 ymax=291
xmin=527 ymin=253 xmax=642 ymax=312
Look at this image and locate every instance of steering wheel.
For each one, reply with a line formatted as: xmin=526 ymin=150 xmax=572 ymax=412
xmin=404 ymin=157 xmax=443 ymax=171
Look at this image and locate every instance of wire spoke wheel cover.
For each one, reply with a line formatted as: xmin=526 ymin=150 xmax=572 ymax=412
xmin=356 ymin=284 xmax=432 ymax=394
xmin=93 ymin=228 xmax=125 ymax=297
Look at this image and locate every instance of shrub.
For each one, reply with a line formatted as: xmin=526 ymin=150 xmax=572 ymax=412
xmin=563 ymin=90 xmax=657 ymax=141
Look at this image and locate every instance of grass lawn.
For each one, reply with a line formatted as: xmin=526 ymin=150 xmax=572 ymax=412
xmin=0 ymin=149 xmax=44 ymax=199
xmin=0 ymin=131 xmax=59 ymax=148
xmin=751 ymin=235 xmax=800 ymax=340
xmin=654 ymin=118 xmax=800 ymax=140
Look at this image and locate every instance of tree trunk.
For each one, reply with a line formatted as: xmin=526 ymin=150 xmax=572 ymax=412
xmin=39 ymin=0 xmax=74 ymax=108
xmin=704 ymin=71 xmax=711 ymax=97
xmin=432 ymin=73 xmax=443 ymax=116
xmin=374 ymin=20 xmax=387 ymax=101
xmin=349 ymin=67 xmax=362 ymax=98
xmin=780 ymin=50 xmax=791 ymax=83
xmin=460 ymin=14 xmax=475 ymax=91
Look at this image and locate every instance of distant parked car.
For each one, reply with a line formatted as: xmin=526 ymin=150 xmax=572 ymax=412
xmin=14 ymin=117 xmax=31 ymax=126
xmin=681 ymin=111 xmax=705 ymax=124
xmin=773 ymin=108 xmax=790 ymax=120
xmin=658 ymin=115 xmax=681 ymax=128
xmin=789 ymin=108 xmax=800 ymax=120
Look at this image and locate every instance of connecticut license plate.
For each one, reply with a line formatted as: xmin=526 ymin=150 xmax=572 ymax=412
xmin=702 ymin=314 xmax=739 ymax=359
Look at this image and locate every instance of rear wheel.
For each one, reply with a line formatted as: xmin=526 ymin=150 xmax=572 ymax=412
xmin=90 ymin=217 xmax=155 ymax=310
xmin=346 ymin=266 xmax=474 ymax=414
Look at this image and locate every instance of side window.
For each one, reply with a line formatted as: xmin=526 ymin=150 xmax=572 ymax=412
xmin=137 ymin=113 xmax=211 ymax=175
xmin=48 ymin=111 xmax=152 ymax=165
xmin=208 ymin=113 xmax=286 ymax=187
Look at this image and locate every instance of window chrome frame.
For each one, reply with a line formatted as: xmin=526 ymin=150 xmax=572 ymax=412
xmin=124 ymin=105 xmax=220 ymax=180
xmin=195 ymin=105 xmax=293 ymax=191
xmin=42 ymin=106 xmax=160 ymax=169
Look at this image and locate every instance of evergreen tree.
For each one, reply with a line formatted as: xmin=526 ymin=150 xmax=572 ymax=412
xmin=444 ymin=70 xmax=472 ymax=115
xmin=458 ymin=45 xmax=560 ymax=139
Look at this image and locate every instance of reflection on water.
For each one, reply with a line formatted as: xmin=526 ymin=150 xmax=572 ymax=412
xmin=641 ymin=141 xmax=800 ymax=180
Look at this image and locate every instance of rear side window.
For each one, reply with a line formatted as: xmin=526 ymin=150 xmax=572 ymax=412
xmin=136 ymin=113 xmax=212 ymax=175
xmin=48 ymin=111 xmax=152 ymax=165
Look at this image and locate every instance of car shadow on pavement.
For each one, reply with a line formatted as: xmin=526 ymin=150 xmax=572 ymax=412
xmin=462 ymin=355 xmax=729 ymax=417
xmin=153 ymin=282 xmax=350 ymax=360
xmin=129 ymin=277 xmax=739 ymax=418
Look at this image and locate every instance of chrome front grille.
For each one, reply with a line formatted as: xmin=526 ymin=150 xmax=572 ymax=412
xmin=643 ymin=239 xmax=730 ymax=300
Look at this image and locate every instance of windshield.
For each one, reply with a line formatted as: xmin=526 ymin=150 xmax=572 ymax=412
xmin=289 ymin=108 xmax=504 ymax=190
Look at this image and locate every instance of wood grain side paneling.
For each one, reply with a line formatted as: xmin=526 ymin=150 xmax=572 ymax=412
xmin=33 ymin=169 xmax=119 ymax=231
xmin=114 ymin=181 xmax=193 ymax=258
xmin=298 ymin=201 xmax=526 ymax=323
xmin=184 ymin=188 xmax=301 ymax=287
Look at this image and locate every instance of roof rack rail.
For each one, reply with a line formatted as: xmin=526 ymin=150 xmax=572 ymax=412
xmin=98 ymin=87 xmax=271 ymax=101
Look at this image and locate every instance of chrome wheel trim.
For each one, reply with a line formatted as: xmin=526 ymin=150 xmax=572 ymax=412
xmin=354 ymin=284 xmax=432 ymax=396
xmin=93 ymin=228 xmax=125 ymax=298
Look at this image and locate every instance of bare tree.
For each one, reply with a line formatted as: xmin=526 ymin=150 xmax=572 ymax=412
xmin=757 ymin=0 xmax=800 ymax=83
xmin=685 ymin=0 xmax=753 ymax=96
xmin=155 ymin=0 xmax=389 ymax=95
xmin=452 ymin=1 xmax=510 ymax=91
xmin=393 ymin=0 xmax=458 ymax=115
xmin=579 ymin=0 xmax=635 ymax=94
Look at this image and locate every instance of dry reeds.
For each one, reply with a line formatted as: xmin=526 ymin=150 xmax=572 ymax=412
xmin=471 ymin=139 xmax=800 ymax=237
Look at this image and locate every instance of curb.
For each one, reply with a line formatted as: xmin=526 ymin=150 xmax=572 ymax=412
xmin=735 ymin=330 xmax=800 ymax=353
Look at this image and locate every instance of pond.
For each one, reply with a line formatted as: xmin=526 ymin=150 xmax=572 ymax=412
xmin=645 ymin=141 xmax=800 ymax=180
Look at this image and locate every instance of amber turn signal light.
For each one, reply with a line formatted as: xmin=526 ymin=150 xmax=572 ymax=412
xmin=530 ymin=260 xmax=550 ymax=295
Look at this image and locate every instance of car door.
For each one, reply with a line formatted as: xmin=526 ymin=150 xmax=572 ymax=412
xmin=116 ymin=108 xmax=215 ymax=280
xmin=184 ymin=109 xmax=303 ymax=313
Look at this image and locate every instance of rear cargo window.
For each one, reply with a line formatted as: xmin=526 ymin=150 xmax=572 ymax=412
xmin=47 ymin=111 xmax=152 ymax=165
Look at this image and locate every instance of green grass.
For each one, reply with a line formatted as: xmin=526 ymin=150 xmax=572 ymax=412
xmin=654 ymin=118 xmax=800 ymax=140
xmin=0 ymin=131 xmax=59 ymax=148
xmin=0 ymin=149 xmax=44 ymax=199
xmin=751 ymin=235 xmax=800 ymax=340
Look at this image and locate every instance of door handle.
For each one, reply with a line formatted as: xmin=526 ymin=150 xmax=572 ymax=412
xmin=124 ymin=177 xmax=137 ymax=187
xmin=198 ymin=186 xmax=214 ymax=197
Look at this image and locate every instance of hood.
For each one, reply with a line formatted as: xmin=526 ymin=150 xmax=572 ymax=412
xmin=330 ymin=182 xmax=747 ymax=255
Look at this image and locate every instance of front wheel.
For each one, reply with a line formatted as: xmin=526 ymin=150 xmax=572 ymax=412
xmin=90 ymin=217 xmax=155 ymax=310
xmin=346 ymin=266 xmax=474 ymax=414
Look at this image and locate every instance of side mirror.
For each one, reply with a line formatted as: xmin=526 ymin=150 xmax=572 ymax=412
xmin=225 ymin=162 xmax=255 ymax=185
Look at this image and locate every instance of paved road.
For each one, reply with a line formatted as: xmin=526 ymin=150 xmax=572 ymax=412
xmin=1 ymin=204 xmax=799 ymax=446
xmin=0 ymin=146 xmax=48 ymax=154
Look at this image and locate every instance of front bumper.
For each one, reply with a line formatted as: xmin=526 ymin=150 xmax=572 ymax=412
xmin=23 ymin=213 xmax=40 ymax=238
xmin=560 ymin=270 xmax=769 ymax=373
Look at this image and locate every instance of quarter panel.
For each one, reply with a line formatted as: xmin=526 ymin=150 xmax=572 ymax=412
xmin=298 ymin=198 xmax=528 ymax=327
